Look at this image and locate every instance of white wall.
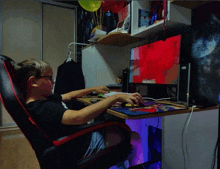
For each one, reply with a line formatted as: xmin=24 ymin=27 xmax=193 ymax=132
xmin=82 ymin=44 xmax=131 ymax=88
xmin=42 ymin=3 xmax=76 ymax=76
xmin=82 ymin=39 xmax=149 ymax=88
xmin=1 ymin=0 xmax=42 ymax=126
xmin=2 ymin=0 xmax=42 ymax=62
xmin=0 ymin=0 xmax=76 ymax=127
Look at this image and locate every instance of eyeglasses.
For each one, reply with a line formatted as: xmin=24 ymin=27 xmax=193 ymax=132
xmin=37 ymin=76 xmax=54 ymax=82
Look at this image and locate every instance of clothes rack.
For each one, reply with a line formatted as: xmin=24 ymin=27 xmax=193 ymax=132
xmin=66 ymin=42 xmax=89 ymax=62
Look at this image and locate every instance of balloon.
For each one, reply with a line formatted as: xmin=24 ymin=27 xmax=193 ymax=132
xmin=78 ymin=1 xmax=102 ymax=12
xmin=102 ymin=1 xmax=126 ymax=13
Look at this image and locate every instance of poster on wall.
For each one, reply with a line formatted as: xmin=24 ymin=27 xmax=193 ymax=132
xmin=138 ymin=9 xmax=150 ymax=27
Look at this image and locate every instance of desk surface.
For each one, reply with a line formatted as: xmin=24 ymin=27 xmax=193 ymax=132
xmin=77 ymin=97 xmax=218 ymax=119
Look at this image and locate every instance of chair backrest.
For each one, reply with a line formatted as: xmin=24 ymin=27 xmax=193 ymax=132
xmin=0 ymin=55 xmax=52 ymax=155
xmin=0 ymin=55 xmax=134 ymax=169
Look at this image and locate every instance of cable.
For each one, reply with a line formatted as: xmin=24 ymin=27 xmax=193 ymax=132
xmin=211 ymin=104 xmax=220 ymax=169
xmin=157 ymin=117 xmax=160 ymax=128
xmin=186 ymin=106 xmax=196 ymax=168
xmin=182 ymin=105 xmax=196 ymax=169
xmin=167 ymin=85 xmax=177 ymax=95
xmin=211 ymin=140 xmax=220 ymax=169
xmin=156 ymin=98 xmax=171 ymax=101
xmin=141 ymin=163 xmax=145 ymax=169
xmin=142 ymin=97 xmax=171 ymax=101
xmin=142 ymin=97 xmax=156 ymax=100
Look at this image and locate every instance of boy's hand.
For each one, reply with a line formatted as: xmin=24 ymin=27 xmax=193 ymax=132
xmin=92 ymin=86 xmax=110 ymax=94
xmin=115 ymin=92 xmax=142 ymax=107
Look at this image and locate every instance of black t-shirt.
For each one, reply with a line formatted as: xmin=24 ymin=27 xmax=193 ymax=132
xmin=26 ymin=94 xmax=91 ymax=159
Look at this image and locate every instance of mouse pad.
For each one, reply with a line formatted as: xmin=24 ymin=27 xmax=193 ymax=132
xmin=110 ymin=101 xmax=187 ymax=116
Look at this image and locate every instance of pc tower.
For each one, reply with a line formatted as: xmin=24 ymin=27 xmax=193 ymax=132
xmin=189 ymin=14 xmax=220 ymax=107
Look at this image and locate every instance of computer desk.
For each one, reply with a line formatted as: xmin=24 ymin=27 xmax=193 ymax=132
xmin=77 ymin=97 xmax=219 ymax=167
xmin=77 ymin=97 xmax=218 ymax=119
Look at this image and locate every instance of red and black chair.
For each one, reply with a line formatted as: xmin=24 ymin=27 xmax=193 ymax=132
xmin=0 ymin=55 xmax=132 ymax=169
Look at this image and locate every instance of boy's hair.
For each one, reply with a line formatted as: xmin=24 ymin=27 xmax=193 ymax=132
xmin=14 ymin=59 xmax=51 ymax=98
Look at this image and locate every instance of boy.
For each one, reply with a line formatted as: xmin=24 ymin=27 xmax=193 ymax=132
xmin=15 ymin=59 xmax=143 ymax=168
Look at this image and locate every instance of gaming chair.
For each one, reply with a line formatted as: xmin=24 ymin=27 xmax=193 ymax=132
xmin=0 ymin=55 xmax=132 ymax=169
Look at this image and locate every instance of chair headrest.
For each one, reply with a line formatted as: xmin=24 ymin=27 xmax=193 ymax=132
xmin=0 ymin=54 xmax=24 ymax=101
xmin=0 ymin=54 xmax=14 ymax=61
xmin=0 ymin=54 xmax=15 ymax=66
xmin=0 ymin=55 xmax=53 ymax=147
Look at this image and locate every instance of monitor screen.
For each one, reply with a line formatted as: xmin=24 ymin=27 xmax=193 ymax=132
xmin=129 ymin=35 xmax=181 ymax=85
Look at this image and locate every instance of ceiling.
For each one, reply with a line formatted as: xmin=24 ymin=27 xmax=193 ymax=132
xmin=53 ymin=0 xmax=80 ymax=6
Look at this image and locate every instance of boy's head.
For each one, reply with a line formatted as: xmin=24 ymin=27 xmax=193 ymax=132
xmin=14 ymin=59 xmax=54 ymax=99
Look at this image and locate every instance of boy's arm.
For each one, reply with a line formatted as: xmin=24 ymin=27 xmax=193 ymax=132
xmin=61 ymin=93 xmax=142 ymax=125
xmin=61 ymin=86 xmax=110 ymax=101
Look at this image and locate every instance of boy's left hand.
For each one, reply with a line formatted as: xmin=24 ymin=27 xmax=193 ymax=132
xmin=93 ymin=86 xmax=110 ymax=94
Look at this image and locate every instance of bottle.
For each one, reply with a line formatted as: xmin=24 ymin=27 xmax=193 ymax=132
xmin=150 ymin=3 xmax=159 ymax=25
xmin=105 ymin=11 xmax=114 ymax=34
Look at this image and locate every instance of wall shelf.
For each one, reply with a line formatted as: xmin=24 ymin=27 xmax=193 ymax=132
xmin=97 ymin=32 xmax=145 ymax=46
xmin=84 ymin=33 xmax=145 ymax=49
xmin=83 ymin=1 xmax=203 ymax=49
xmin=170 ymin=1 xmax=211 ymax=9
xmin=131 ymin=0 xmax=192 ymax=38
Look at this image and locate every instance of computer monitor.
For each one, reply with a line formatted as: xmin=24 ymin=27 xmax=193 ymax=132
xmin=128 ymin=35 xmax=182 ymax=99
xmin=129 ymin=34 xmax=181 ymax=85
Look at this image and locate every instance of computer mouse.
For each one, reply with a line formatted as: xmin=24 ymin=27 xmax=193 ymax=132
xmin=90 ymin=99 xmax=101 ymax=104
xmin=121 ymin=102 xmax=145 ymax=107
xmin=121 ymin=102 xmax=128 ymax=107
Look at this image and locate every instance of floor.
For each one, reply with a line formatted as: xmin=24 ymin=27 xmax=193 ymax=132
xmin=0 ymin=129 xmax=40 ymax=169
xmin=0 ymin=128 xmax=155 ymax=169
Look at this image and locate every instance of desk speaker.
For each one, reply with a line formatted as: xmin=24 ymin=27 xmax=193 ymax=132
xmin=177 ymin=63 xmax=191 ymax=106
xmin=122 ymin=68 xmax=129 ymax=92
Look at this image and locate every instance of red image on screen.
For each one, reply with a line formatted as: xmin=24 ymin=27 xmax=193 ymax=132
xmin=130 ymin=35 xmax=181 ymax=84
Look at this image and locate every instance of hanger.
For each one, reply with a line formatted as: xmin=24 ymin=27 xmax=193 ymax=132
xmin=66 ymin=42 xmax=89 ymax=63
xmin=66 ymin=51 xmax=73 ymax=63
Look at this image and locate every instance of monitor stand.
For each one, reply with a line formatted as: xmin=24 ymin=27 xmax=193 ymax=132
xmin=147 ymin=85 xmax=169 ymax=100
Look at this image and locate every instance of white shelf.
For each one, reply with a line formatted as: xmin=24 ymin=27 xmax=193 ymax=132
xmin=170 ymin=1 xmax=211 ymax=9
xmin=131 ymin=0 xmax=192 ymax=38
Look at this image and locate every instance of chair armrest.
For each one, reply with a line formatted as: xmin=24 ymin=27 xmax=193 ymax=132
xmin=41 ymin=121 xmax=132 ymax=169
xmin=53 ymin=121 xmax=131 ymax=146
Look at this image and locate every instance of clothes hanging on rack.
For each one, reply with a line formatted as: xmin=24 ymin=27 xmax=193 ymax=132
xmin=54 ymin=59 xmax=86 ymax=110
